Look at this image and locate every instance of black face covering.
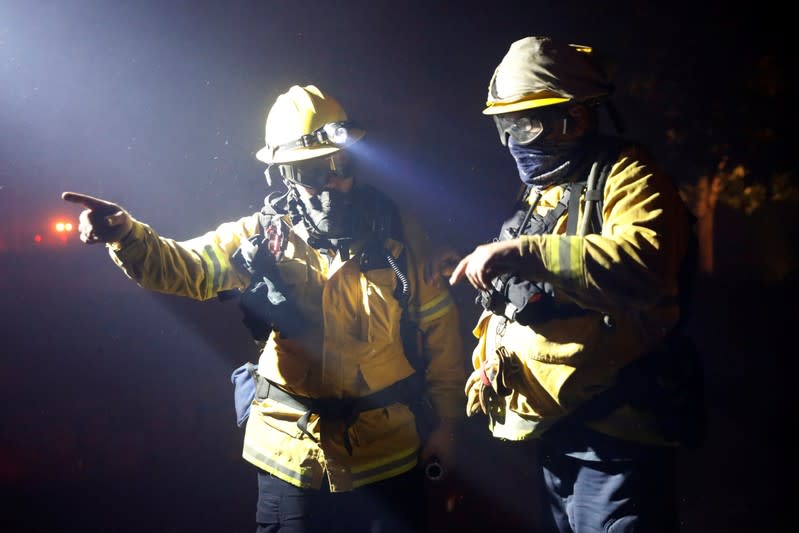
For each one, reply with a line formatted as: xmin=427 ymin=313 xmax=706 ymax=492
xmin=298 ymin=188 xmax=355 ymax=240
xmin=508 ymin=136 xmax=581 ymax=188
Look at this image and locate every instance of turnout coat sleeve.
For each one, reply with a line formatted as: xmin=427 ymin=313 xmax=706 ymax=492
xmin=106 ymin=214 xmax=261 ymax=299
xmin=401 ymin=212 xmax=466 ymax=423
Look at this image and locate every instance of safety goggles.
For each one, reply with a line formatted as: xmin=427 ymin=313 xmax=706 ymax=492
xmin=493 ymin=106 xmax=569 ymax=146
xmin=493 ymin=112 xmax=544 ymax=146
xmin=275 ymin=152 xmax=352 ymax=191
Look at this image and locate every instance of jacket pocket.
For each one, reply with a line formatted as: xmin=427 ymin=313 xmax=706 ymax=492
xmin=348 ymin=403 xmax=416 ymax=448
xmin=251 ymin=396 xmax=312 ymax=440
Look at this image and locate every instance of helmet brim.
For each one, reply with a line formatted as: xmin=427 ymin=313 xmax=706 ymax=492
xmin=482 ymin=96 xmax=571 ymax=115
xmin=255 ymin=145 xmax=341 ymax=165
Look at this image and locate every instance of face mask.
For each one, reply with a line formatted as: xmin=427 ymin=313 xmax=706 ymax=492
xmin=297 ymin=188 xmax=354 ymax=240
xmin=508 ymin=136 xmax=580 ymax=187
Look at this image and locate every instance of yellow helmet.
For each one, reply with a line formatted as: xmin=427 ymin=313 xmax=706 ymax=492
xmin=255 ymin=85 xmax=365 ymax=165
xmin=483 ymin=36 xmax=613 ymax=115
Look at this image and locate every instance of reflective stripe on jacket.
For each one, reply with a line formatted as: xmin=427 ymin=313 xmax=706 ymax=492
xmin=472 ymin=145 xmax=690 ymax=445
xmin=107 ymin=206 xmax=464 ymax=491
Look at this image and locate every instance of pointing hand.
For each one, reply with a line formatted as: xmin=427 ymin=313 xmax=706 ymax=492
xmin=62 ymin=191 xmax=133 ymax=244
xmin=448 ymin=239 xmax=522 ymax=291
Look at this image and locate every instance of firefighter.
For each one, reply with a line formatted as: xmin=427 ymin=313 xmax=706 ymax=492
xmin=447 ymin=37 xmax=700 ymax=532
xmin=63 ymin=84 xmax=465 ymax=533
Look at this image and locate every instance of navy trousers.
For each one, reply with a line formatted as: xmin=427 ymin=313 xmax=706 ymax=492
xmin=536 ymin=427 xmax=680 ymax=533
xmin=255 ymin=467 xmax=426 ymax=533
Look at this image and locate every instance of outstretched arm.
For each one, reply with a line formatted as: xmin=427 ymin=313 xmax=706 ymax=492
xmin=62 ymin=191 xmax=256 ymax=301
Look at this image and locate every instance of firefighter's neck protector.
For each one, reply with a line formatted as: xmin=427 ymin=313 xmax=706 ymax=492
xmin=509 ymin=136 xmax=581 ymax=188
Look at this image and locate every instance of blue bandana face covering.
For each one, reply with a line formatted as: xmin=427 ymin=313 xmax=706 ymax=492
xmin=508 ymin=136 xmax=581 ymax=187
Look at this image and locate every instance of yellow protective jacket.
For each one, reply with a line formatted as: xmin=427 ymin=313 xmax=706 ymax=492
xmin=472 ymin=142 xmax=691 ymax=446
xmin=107 ymin=189 xmax=464 ymax=492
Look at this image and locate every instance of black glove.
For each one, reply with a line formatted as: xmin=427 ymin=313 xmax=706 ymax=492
xmin=238 ymin=275 xmax=304 ymax=340
xmin=232 ymin=235 xmax=304 ymax=340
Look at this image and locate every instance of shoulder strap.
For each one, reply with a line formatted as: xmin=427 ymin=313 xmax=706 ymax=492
xmin=510 ymin=185 xmax=571 ymax=239
xmin=563 ymin=136 xmax=626 ymax=237
xmin=588 ymin=141 xmax=623 ymax=234
xmin=566 ymin=180 xmax=585 ymax=236
xmin=532 ymin=184 xmax=573 ymax=235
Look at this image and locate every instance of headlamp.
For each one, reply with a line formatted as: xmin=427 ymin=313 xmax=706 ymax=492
xmin=273 ymin=121 xmax=364 ymax=153
xmin=323 ymin=123 xmax=353 ymax=145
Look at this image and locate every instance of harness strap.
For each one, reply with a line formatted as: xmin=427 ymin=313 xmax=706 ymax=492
xmin=526 ymin=184 xmax=572 ymax=235
xmin=566 ymin=181 xmax=585 ymax=236
xmin=254 ymin=374 xmax=417 ymax=455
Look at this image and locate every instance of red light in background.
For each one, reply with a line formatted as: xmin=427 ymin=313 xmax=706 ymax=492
xmin=1 ymin=218 xmax=77 ymax=251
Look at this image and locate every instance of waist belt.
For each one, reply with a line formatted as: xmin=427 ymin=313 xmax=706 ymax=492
xmin=254 ymin=374 xmax=418 ymax=454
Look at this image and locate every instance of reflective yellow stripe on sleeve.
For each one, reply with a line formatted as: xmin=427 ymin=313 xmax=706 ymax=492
xmin=201 ymin=244 xmax=225 ymax=296
xmin=415 ymin=291 xmax=454 ymax=327
xmin=548 ymin=235 xmax=583 ymax=286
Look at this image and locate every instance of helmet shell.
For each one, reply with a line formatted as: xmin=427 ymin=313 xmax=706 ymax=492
xmin=256 ymin=85 xmax=361 ymax=164
xmin=483 ymin=36 xmax=613 ymax=115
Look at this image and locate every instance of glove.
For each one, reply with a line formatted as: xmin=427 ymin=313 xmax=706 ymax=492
xmin=464 ymin=359 xmax=500 ymax=417
xmin=233 ymin=235 xmax=304 ymax=340
xmin=464 ymin=368 xmax=488 ymax=417
xmin=239 ymin=275 xmax=303 ymax=340
xmin=464 ymin=347 xmax=519 ymax=417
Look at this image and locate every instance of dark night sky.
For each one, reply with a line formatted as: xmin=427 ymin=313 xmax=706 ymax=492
xmin=1 ymin=1 xmax=787 ymax=247
xmin=0 ymin=2 xmax=793 ymax=532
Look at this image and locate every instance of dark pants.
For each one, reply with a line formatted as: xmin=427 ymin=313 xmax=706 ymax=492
xmin=535 ymin=427 xmax=680 ymax=533
xmin=255 ymin=467 xmax=427 ymax=533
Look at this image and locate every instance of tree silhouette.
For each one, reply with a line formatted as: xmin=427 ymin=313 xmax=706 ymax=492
xmin=679 ymin=160 xmax=798 ymax=276
xmin=621 ymin=37 xmax=796 ymax=280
